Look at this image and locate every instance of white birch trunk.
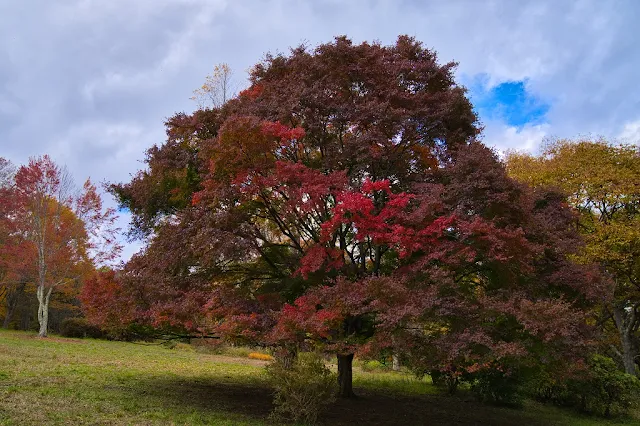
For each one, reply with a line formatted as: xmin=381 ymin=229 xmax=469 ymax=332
xmin=37 ymin=285 xmax=52 ymax=337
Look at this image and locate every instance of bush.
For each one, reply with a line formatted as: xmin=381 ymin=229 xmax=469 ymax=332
xmin=59 ymin=318 xmax=104 ymax=339
xmin=529 ymin=355 xmax=640 ymax=417
xmin=429 ymin=369 xmax=463 ymax=394
xmin=570 ymin=355 xmax=640 ymax=417
xmin=529 ymin=370 xmax=572 ymax=406
xmin=471 ymin=365 xmax=525 ymax=407
xmin=266 ymin=352 xmax=336 ymax=424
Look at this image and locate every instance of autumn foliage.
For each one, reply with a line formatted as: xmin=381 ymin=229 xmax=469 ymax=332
xmin=0 ymin=155 xmax=120 ymax=336
xmin=106 ymin=36 xmax=607 ymax=399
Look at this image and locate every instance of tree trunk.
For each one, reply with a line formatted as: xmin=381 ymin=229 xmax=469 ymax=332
xmin=620 ymin=331 xmax=636 ymax=375
xmin=337 ymin=353 xmax=355 ymax=398
xmin=36 ymin=285 xmax=52 ymax=337
xmin=392 ymin=353 xmax=401 ymax=371
xmin=613 ymin=304 xmax=638 ymax=375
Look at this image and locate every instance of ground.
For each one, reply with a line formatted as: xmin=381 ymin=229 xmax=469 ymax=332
xmin=0 ymin=329 xmax=637 ymax=425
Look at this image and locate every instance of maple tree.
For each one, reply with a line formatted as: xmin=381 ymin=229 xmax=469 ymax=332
xmin=111 ymin=36 xmax=602 ymax=398
xmin=1 ymin=155 xmax=121 ymax=337
xmin=507 ymin=138 xmax=640 ymax=375
xmin=80 ymin=269 xmax=131 ymax=334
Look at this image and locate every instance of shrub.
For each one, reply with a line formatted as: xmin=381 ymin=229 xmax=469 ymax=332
xmin=429 ymin=369 xmax=463 ymax=394
xmin=569 ymin=355 xmax=640 ymax=417
xmin=59 ymin=318 xmax=104 ymax=339
xmin=471 ymin=365 xmax=525 ymax=407
xmin=266 ymin=352 xmax=336 ymax=424
xmin=529 ymin=355 xmax=640 ymax=417
xmin=529 ymin=370 xmax=572 ymax=406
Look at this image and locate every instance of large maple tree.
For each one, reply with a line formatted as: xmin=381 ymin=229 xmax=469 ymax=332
xmin=109 ymin=36 xmax=603 ymax=397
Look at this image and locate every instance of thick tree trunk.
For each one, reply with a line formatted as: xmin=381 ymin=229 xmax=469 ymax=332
xmin=620 ymin=331 xmax=636 ymax=375
xmin=36 ymin=286 xmax=52 ymax=338
xmin=337 ymin=353 xmax=355 ymax=398
xmin=613 ymin=304 xmax=638 ymax=375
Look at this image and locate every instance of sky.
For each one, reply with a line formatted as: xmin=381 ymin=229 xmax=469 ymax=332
xmin=1 ymin=0 xmax=639 ymax=262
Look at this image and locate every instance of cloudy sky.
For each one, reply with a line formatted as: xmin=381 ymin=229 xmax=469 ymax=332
xmin=1 ymin=0 xmax=639 ymax=261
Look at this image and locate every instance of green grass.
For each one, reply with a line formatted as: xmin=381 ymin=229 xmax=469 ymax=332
xmin=0 ymin=329 xmax=638 ymax=425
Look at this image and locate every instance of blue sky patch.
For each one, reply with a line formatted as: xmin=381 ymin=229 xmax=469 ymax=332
xmin=465 ymin=74 xmax=551 ymax=128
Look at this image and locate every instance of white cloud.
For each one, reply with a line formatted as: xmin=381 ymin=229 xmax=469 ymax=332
xmin=51 ymin=121 xmax=161 ymax=184
xmin=80 ymin=1 xmax=227 ymax=102
xmin=618 ymin=120 xmax=640 ymax=145
xmin=482 ymin=122 xmax=550 ymax=155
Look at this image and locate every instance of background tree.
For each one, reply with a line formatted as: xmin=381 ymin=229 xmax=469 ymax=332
xmin=8 ymin=155 xmax=120 ymax=337
xmin=190 ymin=63 xmax=236 ymax=109
xmin=0 ymin=157 xmax=29 ymax=328
xmin=0 ymin=158 xmax=14 ymax=188
xmin=507 ymin=138 xmax=640 ymax=375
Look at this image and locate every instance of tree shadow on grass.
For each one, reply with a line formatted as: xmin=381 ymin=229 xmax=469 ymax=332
xmin=126 ymin=376 xmax=275 ymax=419
xmin=131 ymin=376 xmax=552 ymax=426
xmin=325 ymin=390 xmax=552 ymax=426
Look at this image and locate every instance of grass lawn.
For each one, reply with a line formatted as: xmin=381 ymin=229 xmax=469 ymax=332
xmin=0 ymin=329 xmax=638 ymax=425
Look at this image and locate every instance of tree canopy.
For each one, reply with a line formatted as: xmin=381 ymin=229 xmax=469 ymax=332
xmin=106 ymin=36 xmax=606 ymax=397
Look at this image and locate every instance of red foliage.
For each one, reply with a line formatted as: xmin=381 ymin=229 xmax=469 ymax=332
xmin=80 ymin=270 xmax=131 ymax=329
xmin=108 ymin=37 xmax=605 ymax=381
